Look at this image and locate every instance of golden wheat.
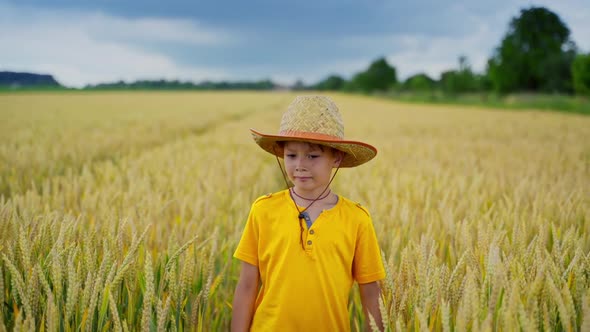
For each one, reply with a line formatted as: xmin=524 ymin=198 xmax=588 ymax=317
xmin=0 ymin=91 xmax=589 ymax=330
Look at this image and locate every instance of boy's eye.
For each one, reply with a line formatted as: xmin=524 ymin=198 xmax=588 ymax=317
xmin=286 ymin=154 xmax=296 ymax=158
xmin=307 ymin=155 xmax=319 ymax=159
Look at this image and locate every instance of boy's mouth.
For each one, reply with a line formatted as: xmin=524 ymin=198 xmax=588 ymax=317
xmin=294 ymin=176 xmax=312 ymax=181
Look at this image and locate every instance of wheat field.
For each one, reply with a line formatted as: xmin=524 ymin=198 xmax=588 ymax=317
xmin=0 ymin=91 xmax=589 ymax=331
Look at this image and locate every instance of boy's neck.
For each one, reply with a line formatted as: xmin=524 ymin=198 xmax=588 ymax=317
xmin=290 ymin=187 xmax=338 ymax=208
xmin=291 ymin=186 xmax=331 ymax=200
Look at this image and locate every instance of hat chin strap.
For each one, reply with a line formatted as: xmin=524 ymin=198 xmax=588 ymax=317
xmin=272 ymin=146 xmax=340 ymax=250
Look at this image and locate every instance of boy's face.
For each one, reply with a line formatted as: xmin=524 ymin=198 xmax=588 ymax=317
xmin=283 ymin=141 xmax=342 ymax=194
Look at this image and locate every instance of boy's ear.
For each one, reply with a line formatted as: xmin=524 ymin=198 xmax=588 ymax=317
xmin=333 ymin=150 xmax=344 ymax=167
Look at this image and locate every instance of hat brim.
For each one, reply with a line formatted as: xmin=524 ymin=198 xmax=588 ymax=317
xmin=250 ymin=128 xmax=377 ymax=168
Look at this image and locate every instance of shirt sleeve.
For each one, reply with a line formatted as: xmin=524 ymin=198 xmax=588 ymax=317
xmin=233 ymin=201 xmax=260 ymax=266
xmin=352 ymin=213 xmax=385 ymax=284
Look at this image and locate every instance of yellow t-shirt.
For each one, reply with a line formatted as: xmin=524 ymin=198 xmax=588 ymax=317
xmin=234 ymin=189 xmax=385 ymax=331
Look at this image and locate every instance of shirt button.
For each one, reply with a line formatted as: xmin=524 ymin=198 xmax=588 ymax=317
xmin=309 ymin=230 xmax=315 ymax=235
xmin=307 ymin=240 xmax=312 ymax=245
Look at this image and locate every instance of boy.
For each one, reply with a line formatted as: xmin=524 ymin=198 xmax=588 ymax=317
xmin=232 ymin=96 xmax=385 ymax=331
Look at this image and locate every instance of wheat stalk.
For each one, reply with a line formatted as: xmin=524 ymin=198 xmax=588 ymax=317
xmin=111 ymin=225 xmax=150 ymax=290
xmin=157 ymin=296 xmax=171 ymax=331
xmin=108 ymin=287 xmax=123 ymax=332
xmin=141 ymin=251 xmax=154 ymax=332
xmin=2 ymin=254 xmax=32 ymax=317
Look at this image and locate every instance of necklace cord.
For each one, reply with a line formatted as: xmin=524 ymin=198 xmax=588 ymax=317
xmin=292 ymin=188 xmax=331 ymax=201
xmin=272 ymin=145 xmax=341 ymax=250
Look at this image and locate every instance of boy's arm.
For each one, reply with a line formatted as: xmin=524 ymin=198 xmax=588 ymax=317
xmin=359 ymin=281 xmax=384 ymax=332
xmin=231 ymin=261 xmax=260 ymax=332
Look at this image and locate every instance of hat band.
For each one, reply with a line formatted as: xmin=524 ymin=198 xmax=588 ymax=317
xmin=278 ymin=130 xmax=343 ymax=141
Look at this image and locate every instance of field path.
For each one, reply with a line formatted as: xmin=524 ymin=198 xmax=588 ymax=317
xmin=0 ymin=91 xmax=292 ymax=197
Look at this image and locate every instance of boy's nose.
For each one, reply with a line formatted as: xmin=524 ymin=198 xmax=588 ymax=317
xmin=295 ymin=157 xmax=307 ymax=171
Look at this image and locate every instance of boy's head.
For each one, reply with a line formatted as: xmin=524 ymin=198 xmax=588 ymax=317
xmin=250 ymin=95 xmax=377 ymax=167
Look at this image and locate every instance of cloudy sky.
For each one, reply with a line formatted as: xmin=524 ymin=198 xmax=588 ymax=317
xmin=1 ymin=0 xmax=588 ymax=87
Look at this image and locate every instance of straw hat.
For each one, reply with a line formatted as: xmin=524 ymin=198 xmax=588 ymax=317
xmin=250 ymin=95 xmax=377 ymax=167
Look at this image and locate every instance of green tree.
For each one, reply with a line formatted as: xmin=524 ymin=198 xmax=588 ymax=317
xmin=403 ymin=73 xmax=435 ymax=92
xmin=487 ymin=6 xmax=577 ymax=93
xmin=351 ymin=57 xmax=397 ymax=92
xmin=572 ymin=53 xmax=590 ymax=96
xmin=314 ymin=75 xmax=346 ymax=91
xmin=440 ymin=56 xmax=481 ymax=94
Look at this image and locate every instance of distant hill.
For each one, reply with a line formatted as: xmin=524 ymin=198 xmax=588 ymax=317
xmin=0 ymin=71 xmax=62 ymax=88
xmin=0 ymin=72 xmax=284 ymax=91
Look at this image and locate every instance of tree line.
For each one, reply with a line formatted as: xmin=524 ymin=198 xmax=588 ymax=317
xmin=83 ymin=79 xmax=276 ymax=91
xmin=0 ymin=74 xmax=278 ymax=91
xmin=309 ymin=6 xmax=590 ymax=97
